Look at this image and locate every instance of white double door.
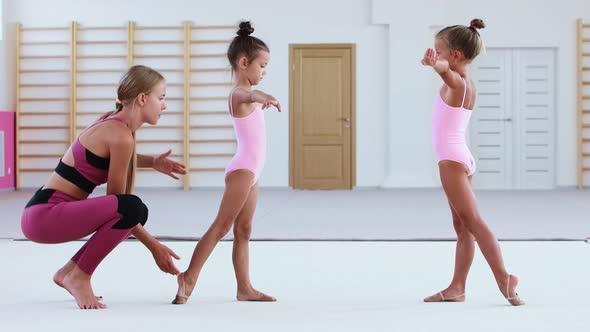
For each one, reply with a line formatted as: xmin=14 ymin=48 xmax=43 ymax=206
xmin=469 ymin=48 xmax=555 ymax=189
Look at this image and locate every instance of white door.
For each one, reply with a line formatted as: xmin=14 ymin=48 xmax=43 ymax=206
xmin=470 ymin=48 xmax=555 ymax=189
xmin=470 ymin=49 xmax=513 ymax=189
xmin=515 ymin=49 xmax=555 ymax=189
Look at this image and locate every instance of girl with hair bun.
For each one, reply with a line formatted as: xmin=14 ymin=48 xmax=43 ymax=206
xmin=421 ymin=19 xmax=525 ymax=306
xmin=173 ymin=21 xmax=279 ymax=304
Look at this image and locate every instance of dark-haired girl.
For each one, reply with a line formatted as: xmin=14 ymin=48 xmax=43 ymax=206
xmin=173 ymin=21 xmax=280 ymax=304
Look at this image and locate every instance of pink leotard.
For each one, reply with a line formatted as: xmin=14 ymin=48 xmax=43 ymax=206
xmin=224 ymin=88 xmax=267 ymax=184
xmin=431 ymin=78 xmax=476 ymax=176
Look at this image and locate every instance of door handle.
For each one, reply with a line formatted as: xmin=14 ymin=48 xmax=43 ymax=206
xmin=485 ymin=118 xmax=512 ymax=122
xmin=340 ymin=117 xmax=351 ymax=128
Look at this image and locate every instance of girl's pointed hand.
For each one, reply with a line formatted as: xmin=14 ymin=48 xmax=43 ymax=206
xmin=421 ymin=48 xmax=437 ymax=67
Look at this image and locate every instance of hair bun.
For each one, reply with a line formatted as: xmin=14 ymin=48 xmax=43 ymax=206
xmin=469 ymin=18 xmax=485 ymax=30
xmin=237 ymin=21 xmax=254 ymax=37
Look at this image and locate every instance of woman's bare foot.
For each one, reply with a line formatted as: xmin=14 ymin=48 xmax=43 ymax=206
xmin=423 ymin=286 xmax=465 ymax=302
xmin=62 ymin=266 xmax=106 ymax=309
xmin=237 ymin=287 xmax=276 ymax=302
xmin=172 ymin=272 xmax=195 ymax=305
xmin=53 ymin=261 xmax=102 ymax=300
xmin=499 ymin=274 xmax=525 ymax=306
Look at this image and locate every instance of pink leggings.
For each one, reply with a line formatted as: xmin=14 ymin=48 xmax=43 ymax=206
xmin=21 ymin=188 xmax=148 ymax=275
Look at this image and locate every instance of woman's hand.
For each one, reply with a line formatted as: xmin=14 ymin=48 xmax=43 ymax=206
xmin=150 ymin=242 xmax=181 ymax=275
xmin=153 ymin=150 xmax=187 ymax=180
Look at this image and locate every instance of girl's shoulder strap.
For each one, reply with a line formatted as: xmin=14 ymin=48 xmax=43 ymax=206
xmin=460 ymin=78 xmax=468 ymax=108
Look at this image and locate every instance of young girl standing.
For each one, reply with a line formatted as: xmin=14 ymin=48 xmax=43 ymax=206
xmin=421 ymin=19 xmax=524 ymax=306
xmin=173 ymin=21 xmax=280 ymax=304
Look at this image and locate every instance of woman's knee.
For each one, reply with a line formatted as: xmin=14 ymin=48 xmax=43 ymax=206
xmin=113 ymin=194 xmax=148 ymax=229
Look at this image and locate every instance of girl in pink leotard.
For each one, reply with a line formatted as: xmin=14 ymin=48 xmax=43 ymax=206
xmin=224 ymin=85 xmax=267 ymax=184
xmin=422 ymin=19 xmax=524 ymax=306
xmin=173 ymin=21 xmax=280 ymax=304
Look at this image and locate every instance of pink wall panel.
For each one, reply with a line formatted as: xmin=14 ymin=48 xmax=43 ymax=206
xmin=0 ymin=111 xmax=15 ymax=189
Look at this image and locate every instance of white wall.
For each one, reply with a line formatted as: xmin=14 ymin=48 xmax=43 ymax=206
xmin=373 ymin=0 xmax=589 ymax=187
xmin=3 ymin=0 xmax=588 ymax=188
xmin=2 ymin=0 xmax=388 ymax=188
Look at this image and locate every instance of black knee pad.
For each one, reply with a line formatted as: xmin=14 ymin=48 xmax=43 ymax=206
xmin=139 ymin=203 xmax=148 ymax=226
xmin=113 ymin=194 xmax=148 ymax=229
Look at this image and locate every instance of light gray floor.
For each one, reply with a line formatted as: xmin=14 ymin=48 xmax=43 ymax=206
xmin=1 ymin=188 xmax=589 ymax=240
xmin=1 ymin=240 xmax=589 ymax=331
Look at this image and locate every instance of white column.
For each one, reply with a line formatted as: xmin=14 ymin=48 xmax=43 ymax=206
xmin=372 ymin=0 xmax=450 ymax=188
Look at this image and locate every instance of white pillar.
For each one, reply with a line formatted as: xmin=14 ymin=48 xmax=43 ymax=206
xmin=372 ymin=0 xmax=449 ymax=188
